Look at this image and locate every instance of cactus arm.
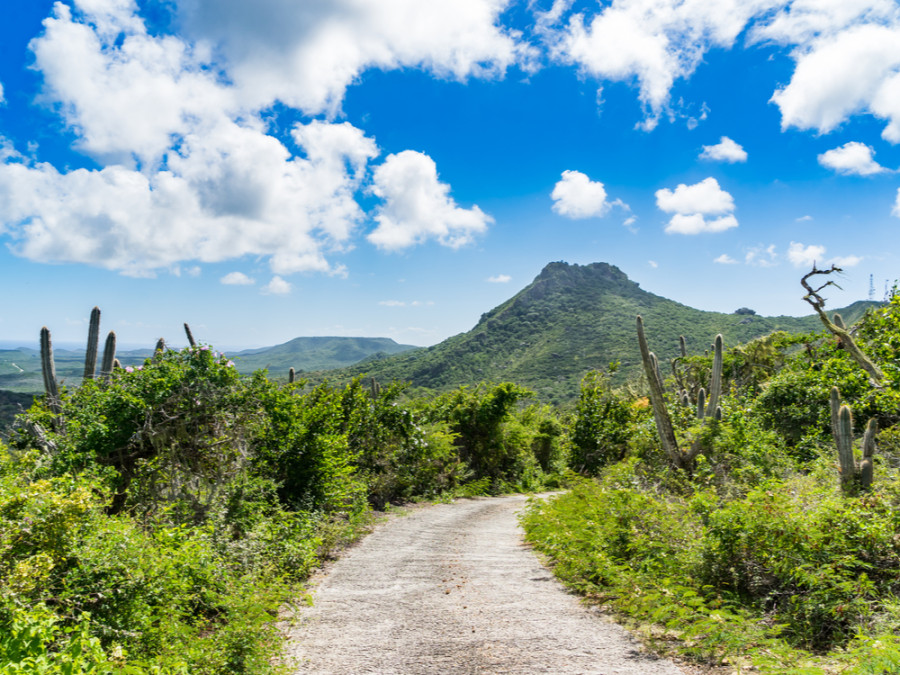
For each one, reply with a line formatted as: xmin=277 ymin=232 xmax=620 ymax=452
xmin=40 ymin=326 xmax=61 ymax=415
xmin=100 ymin=331 xmax=117 ymax=380
xmin=706 ymin=334 xmax=723 ymax=417
xmin=184 ymin=323 xmax=196 ymax=348
xmin=836 ymin=404 xmax=856 ymax=493
xmin=83 ymin=306 xmax=101 ymax=380
xmin=637 ymin=316 xmax=681 ymax=465
xmin=860 ymin=418 xmax=878 ymax=490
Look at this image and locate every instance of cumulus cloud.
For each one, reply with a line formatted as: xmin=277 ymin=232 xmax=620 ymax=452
xmin=818 ymin=141 xmax=888 ymax=175
xmin=787 ymin=241 xmax=862 ymax=268
xmin=656 ymin=177 xmax=738 ymax=234
xmin=367 ymin=150 xmax=493 ymax=251
xmin=893 ymin=187 xmax=900 ymax=216
xmin=714 ymin=254 xmax=739 ymax=264
xmin=487 ymin=274 xmax=511 ymax=283
xmin=766 ymin=19 xmax=900 ymax=141
xmin=220 ymin=271 xmax=255 ymax=285
xmin=539 ymin=0 xmax=771 ymax=128
xmin=550 ymin=170 xmax=619 ymax=218
xmin=177 ymin=0 xmax=530 ymax=114
xmin=261 ymin=276 xmax=292 ymax=294
xmin=536 ymin=1 xmax=900 ymax=140
xmin=700 ymin=136 xmax=747 ymax=162
xmin=0 ymin=1 xmax=528 ymax=279
xmin=0 ymin=82 xmax=4 ymax=104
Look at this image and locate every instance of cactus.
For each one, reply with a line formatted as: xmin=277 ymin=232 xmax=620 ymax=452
xmin=679 ymin=335 xmax=687 ymax=358
xmin=860 ymin=418 xmax=877 ymax=489
xmin=636 ymin=316 xmax=684 ymax=467
xmin=84 ymin=306 xmax=101 ymax=380
xmin=154 ymin=337 xmax=166 ymax=353
xmin=831 ymin=387 xmax=878 ymax=493
xmin=835 ymin=403 xmax=856 ymax=493
xmin=40 ymin=326 xmax=61 ymax=416
xmin=184 ymin=323 xmax=196 ymax=348
xmin=371 ymin=378 xmax=381 ymax=400
xmin=637 ymin=316 xmax=726 ymax=471
xmin=289 ymin=367 xmax=295 ymax=384
xmin=706 ymin=334 xmax=723 ymax=417
xmin=100 ymin=331 xmax=117 ymax=380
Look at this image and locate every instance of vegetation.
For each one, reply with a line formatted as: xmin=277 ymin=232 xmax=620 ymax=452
xmin=2 ymin=265 xmax=897 ymax=673
xmin=1 ymin=315 xmax=566 ymax=672
xmin=522 ymin=290 xmax=900 ymax=673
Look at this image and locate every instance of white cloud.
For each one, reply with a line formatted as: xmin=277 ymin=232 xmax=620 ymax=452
xmin=700 ymin=136 xmax=748 ymax=162
xmin=893 ymin=187 xmax=900 ymax=216
xmin=656 ymin=177 xmax=738 ymax=234
xmin=648 ymin=260 xmax=658 ymax=268
xmin=0 ymin=81 xmax=4 ymax=105
xmin=832 ymin=254 xmax=863 ymax=267
xmin=368 ymin=150 xmax=493 ymax=251
xmin=261 ymin=276 xmax=291 ymax=295
xmin=220 ymin=271 xmax=255 ymax=285
xmin=714 ymin=254 xmax=739 ymax=264
xmin=745 ymin=244 xmax=778 ymax=267
xmin=818 ymin=141 xmax=888 ymax=175
xmin=177 ymin=0 xmax=530 ymax=115
xmin=766 ymin=20 xmax=900 ymax=141
xmin=487 ymin=274 xmax=511 ymax=283
xmin=787 ymin=241 xmax=827 ymax=268
xmin=539 ymin=0 xmax=772 ymax=128
xmin=379 ymin=300 xmax=406 ymax=307
xmin=796 ymin=214 xmax=813 ymax=221
xmin=551 ymin=170 xmax=618 ymax=218
xmin=787 ymin=241 xmax=862 ymax=268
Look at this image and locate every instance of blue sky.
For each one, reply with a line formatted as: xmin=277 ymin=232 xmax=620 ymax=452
xmin=1 ymin=0 xmax=899 ymax=350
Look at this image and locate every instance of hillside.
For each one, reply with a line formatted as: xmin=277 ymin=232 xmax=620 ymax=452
xmin=230 ymin=336 xmax=417 ymax=376
xmin=0 ymin=337 xmax=418 ymax=394
xmin=330 ymin=261 xmax=877 ymax=404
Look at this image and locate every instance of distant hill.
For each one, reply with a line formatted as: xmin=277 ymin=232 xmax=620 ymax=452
xmin=0 ymin=337 xmax=418 ymax=393
xmin=229 ymin=336 xmax=418 ymax=376
xmin=326 ymin=261 xmax=878 ymax=404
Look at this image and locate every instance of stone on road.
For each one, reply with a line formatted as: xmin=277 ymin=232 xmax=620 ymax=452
xmin=283 ymin=494 xmax=684 ymax=674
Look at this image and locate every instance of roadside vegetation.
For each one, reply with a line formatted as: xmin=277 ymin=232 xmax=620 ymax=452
xmin=0 ymin=338 xmax=566 ymax=673
xmin=523 ymin=286 xmax=900 ymax=673
xmin=2 ymin=272 xmax=898 ymax=673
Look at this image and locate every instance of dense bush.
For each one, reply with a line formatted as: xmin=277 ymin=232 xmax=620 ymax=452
xmin=524 ymin=296 xmax=900 ymax=672
xmin=2 ymin=343 xmax=566 ymax=672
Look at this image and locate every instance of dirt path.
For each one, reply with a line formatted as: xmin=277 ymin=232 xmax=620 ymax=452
xmin=282 ymin=494 xmax=685 ymax=674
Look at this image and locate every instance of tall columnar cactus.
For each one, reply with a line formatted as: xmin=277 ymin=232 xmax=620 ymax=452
xmin=679 ymin=335 xmax=687 ymax=358
xmin=83 ymin=306 xmax=101 ymax=380
xmin=184 ymin=323 xmax=196 ymax=348
xmin=40 ymin=326 xmax=61 ymax=416
xmin=637 ymin=315 xmax=685 ymax=468
xmin=100 ymin=331 xmax=117 ymax=380
xmin=637 ymin=316 xmax=725 ymax=471
xmin=831 ymin=386 xmax=878 ymax=493
xmin=371 ymin=377 xmax=381 ymax=400
xmin=289 ymin=367 xmax=295 ymax=384
xmin=706 ymin=334 xmax=724 ymax=417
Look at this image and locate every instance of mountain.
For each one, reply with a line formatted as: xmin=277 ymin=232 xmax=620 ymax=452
xmin=327 ymin=261 xmax=878 ymax=404
xmin=0 ymin=337 xmax=418 ymax=394
xmin=229 ymin=337 xmax=418 ymax=375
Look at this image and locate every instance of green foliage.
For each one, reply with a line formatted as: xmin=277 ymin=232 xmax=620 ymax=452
xmin=571 ymin=369 xmax=633 ymax=473
xmin=423 ymin=382 xmax=541 ymax=486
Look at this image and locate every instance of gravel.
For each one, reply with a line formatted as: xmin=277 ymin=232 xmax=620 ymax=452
xmin=282 ymin=494 xmax=686 ymax=674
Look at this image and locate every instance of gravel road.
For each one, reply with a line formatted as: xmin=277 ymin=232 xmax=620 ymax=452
xmin=282 ymin=494 xmax=685 ymax=674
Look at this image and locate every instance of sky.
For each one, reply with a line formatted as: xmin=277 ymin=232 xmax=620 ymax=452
xmin=1 ymin=0 xmax=899 ymax=350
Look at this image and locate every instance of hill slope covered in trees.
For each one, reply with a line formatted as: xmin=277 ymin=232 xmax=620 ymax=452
xmin=332 ymin=261 xmax=875 ymax=403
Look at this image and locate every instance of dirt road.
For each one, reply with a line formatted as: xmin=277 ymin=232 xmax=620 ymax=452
xmin=283 ymin=494 xmax=684 ymax=674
